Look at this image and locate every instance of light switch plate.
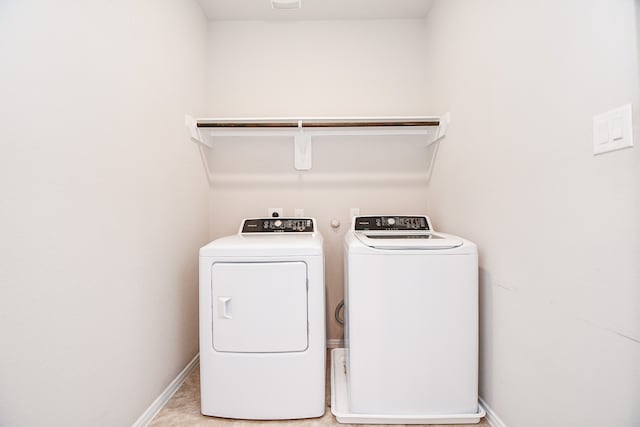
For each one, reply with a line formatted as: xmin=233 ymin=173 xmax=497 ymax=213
xmin=593 ymin=104 xmax=633 ymax=155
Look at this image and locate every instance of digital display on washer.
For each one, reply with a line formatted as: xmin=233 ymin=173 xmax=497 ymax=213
xmin=354 ymin=216 xmax=430 ymax=231
xmin=242 ymin=218 xmax=314 ymax=233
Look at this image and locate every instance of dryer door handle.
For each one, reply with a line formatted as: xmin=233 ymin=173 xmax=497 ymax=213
xmin=218 ymin=297 xmax=232 ymax=319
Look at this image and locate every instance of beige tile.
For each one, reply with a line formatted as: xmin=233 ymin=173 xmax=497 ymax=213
xmin=150 ymin=356 xmax=491 ymax=427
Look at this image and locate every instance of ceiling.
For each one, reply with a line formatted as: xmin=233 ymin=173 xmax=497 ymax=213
xmin=196 ymin=0 xmax=434 ymax=21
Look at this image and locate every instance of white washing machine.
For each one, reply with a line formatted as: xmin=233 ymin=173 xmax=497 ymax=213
xmin=331 ymin=215 xmax=485 ymax=424
xmin=199 ymin=217 xmax=325 ymax=420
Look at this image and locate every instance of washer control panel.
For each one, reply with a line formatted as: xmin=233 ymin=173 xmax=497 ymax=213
xmin=354 ymin=215 xmax=430 ymax=231
xmin=242 ymin=218 xmax=314 ymax=233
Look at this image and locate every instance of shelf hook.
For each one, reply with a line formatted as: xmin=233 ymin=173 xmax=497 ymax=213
xmin=294 ymin=120 xmax=312 ymax=170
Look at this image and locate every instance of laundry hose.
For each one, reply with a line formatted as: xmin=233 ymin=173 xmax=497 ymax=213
xmin=335 ymin=300 xmax=345 ymax=326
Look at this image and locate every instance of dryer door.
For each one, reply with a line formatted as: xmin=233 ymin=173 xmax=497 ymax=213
xmin=211 ymin=261 xmax=308 ymax=353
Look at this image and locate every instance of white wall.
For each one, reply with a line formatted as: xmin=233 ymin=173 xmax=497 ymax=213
xmin=204 ymin=20 xmax=433 ymax=339
xmin=421 ymin=1 xmax=640 ymax=425
xmin=0 ymin=1 xmax=209 ymax=426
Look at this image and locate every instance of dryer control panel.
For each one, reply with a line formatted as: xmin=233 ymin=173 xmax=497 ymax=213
xmin=242 ymin=218 xmax=314 ymax=233
xmin=354 ymin=216 xmax=431 ymax=231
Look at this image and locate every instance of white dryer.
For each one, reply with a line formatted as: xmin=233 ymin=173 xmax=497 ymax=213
xmin=331 ymin=215 xmax=485 ymax=424
xmin=199 ymin=218 xmax=325 ymax=420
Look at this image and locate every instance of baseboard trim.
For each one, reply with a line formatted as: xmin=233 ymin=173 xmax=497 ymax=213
xmin=326 ymin=338 xmax=344 ymax=349
xmin=132 ymin=353 xmax=200 ymax=427
xmin=479 ymin=397 xmax=507 ymax=427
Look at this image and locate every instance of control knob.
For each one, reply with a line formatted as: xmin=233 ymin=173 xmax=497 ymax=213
xmin=387 ymin=217 xmax=396 ymax=226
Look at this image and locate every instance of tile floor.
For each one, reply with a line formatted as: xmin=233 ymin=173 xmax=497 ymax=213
xmin=149 ymin=355 xmax=490 ymax=427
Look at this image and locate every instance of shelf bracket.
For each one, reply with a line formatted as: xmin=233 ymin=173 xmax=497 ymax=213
xmin=294 ymin=120 xmax=312 ymax=170
xmin=432 ymin=112 xmax=450 ymax=144
xmin=185 ymin=115 xmax=212 ymax=148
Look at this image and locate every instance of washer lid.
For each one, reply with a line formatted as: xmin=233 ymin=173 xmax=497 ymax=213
xmin=354 ymin=231 xmax=464 ymax=250
xmin=351 ymin=215 xmax=463 ymax=250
